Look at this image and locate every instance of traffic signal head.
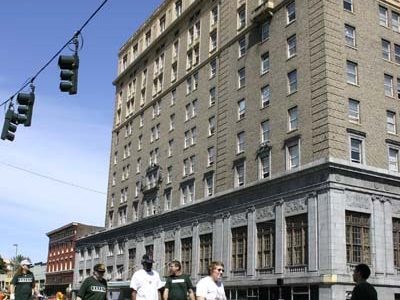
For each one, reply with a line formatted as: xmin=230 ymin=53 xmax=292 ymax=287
xmin=16 ymin=92 xmax=35 ymax=127
xmin=1 ymin=107 xmax=27 ymax=141
xmin=58 ymin=54 xmax=79 ymax=95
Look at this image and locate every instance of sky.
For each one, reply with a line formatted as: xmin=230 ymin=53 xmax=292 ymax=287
xmin=0 ymin=0 xmax=162 ymax=263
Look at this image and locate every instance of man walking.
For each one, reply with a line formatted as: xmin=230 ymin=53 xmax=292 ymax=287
xmin=77 ymin=264 xmax=108 ymax=300
xmin=130 ymin=255 xmax=163 ymax=300
xmin=163 ymin=260 xmax=194 ymax=300
xmin=196 ymin=261 xmax=226 ymax=300
xmin=10 ymin=259 xmax=35 ymax=300
xmin=351 ymin=263 xmax=377 ymax=300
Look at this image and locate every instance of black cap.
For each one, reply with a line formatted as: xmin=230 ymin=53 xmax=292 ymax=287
xmin=94 ymin=263 xmax=106 ymax=272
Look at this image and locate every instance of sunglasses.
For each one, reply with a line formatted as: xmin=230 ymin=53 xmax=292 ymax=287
xmin=215 ymin=268 xmax=224 ymax=272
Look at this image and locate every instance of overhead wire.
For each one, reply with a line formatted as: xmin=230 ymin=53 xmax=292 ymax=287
xmin=0 ymin=0 xmax=110 ymax=109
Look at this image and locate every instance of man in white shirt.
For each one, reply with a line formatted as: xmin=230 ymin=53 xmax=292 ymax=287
xmin=196 ymin=261 xmax=226 ymax=300
xmin=130 ymin=255 xmax=163 ymax=300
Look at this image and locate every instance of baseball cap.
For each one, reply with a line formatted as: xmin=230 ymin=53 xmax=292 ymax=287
xmin=141 ymin=254 xmax=154 ymax=264
xmin=20 ymin=259 xmax=32 ymax=266
xmin=94 ymin=263 xmax=106 ymax=272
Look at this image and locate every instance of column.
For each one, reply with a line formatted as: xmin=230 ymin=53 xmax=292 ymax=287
xmin=308 ymin=192 xmax=318 ymax=272
xmin=275 ymin=199 xmax=284 ymax=274
xmin=192 ymin=221 xmax=199 ymax=278
xmin=174 ymin=226 xmax=181 ymax=261
xmin=213 ymin=215 xmax=224 ymax=261
xmin=123 ymin=240 xmax=129 ymax=280
xmin=384 ymin=198 xmax=394 ymax=274
xmin=372 ymin=195 xmax=385 ymax=275
xmin=247 ymin=207 xmax=256 ymax=276
xmin=222 ymin=213 xmax=231 ymax=274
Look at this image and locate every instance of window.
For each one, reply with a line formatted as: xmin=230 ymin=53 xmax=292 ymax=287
xmin=238 ymin=68 xmax=246 ymax=88
xmin=261 ymin=85 xmax=270 ymax=108
xmin=345 ymin=24 xmax=356 ymax=47
xmin=132 ymin=203 xmax=138 ymax=221
xmin=288 ymin=70 xmax=297 ymax=94
xmin=348 ymin=99 xmax=360 ymax=123
xmin=288 ymin=106 xmax=298 ymax=131
xmin=139 ymin=113 xmax=144 ymax=127
xmin=209 ymin=30 xmax=217 ymax=52
xmin=235 ymin=161 xmax=245 ymax=187
xmin=238 ymin=99 xmax=246 ymax=120
xmin=164 ymin=190 xmax=172 ymax=211
xmin=237 ymin=132 xmax=245 ymax=153
xmin=261 ymin=120 xmax=270 ymax=143
xmin=259 ymin=152 xmax=270 ymax=179
xmin=238 ymin=37 xmax=246 ymax=57
xmin=208 ymin=116 xmax=216 ymax=135
xmin=287 ymin=34 xmax=297 ymax=58
xmin=387 ymin=111 xmax=397 ymax=134
xmin=175 ymin=0 xmax=182 ymax=18
xmin=389 ymin=148 xmax=400 ymax=172
xmin=232 ymin=226 xmax=247 ymax=271
xmin=257 ymin=222 xmax=275 ymax=269
xmin=181 ymin=182 xmax=195 ymax=204
xmin=394 ymin=219 xmax=400 ymax=269
xmin=168 ymin=139 xmax=174 ymax=157
xmin=171 ymin=89 xmax=176 ymax=106
xmin=397 ymin=78 xmax=400 ymax=99
xmin=286 ymin=214 xmax=308 ymax=267
xmin=172 ymin=40 xmax=179 ymax=61
xmin=286 ymin=140 xmax=300 ymax=169
xmin=167 ymin=166 xmax=172 ymax=184
xmin=186 ymin=77 xmax=192 ymax=94
xmin=237 ymin=6 xmax=246 ymax=30
xmin=395 ymin=44 xmax=400 ymax=64
xmin=346 ymin=211 xmax=370 ymax=264
xmin=171 ymin=64 xmax=178 ymax=82
xmin=350 ymin=136 xmax=363 ymax=163
xmin=208 ymin=147 xmax=215 ymax=166
xmin=385 ymin=74 xmax=394 ymax=97
xmin=181 ymin=238 xmax=193 ymax=274
xmin=145 ymin=30 xmax=151 ymax=47
xmin=199 ymin=234 xmax=213 ymax=275
xmin=379 ymin=6 xmax=388 ymax=27
xmin=209 ymin=87 xmax=216 ymax=106
xmin=393 ymin=11 xmax=400 ymax=32
xmin=159 ymin=15 xmax=166 ymax=33
xmin=204 ymin=174 xmax=214 ymax=197
xmin=210 ymin=59 xmax=217 ymax=78
xmin=261 ymin=52 xmax=270 ymax=74
xmin=261 ymin=21 xmax=269 ymax=41
xmin=346 ymin=61 xmax=358 ymax=85
xmin=211 ymin=6 xmax=218 ymax=27
xmin=163 ymin=242 xmax=175 ymax=276
xmin=382 ymin=39 xmax=391 ymax=60
xmin=343 ymin=0 xmax=353 ymax=11
xmin=135 ymin=182 xmax=140 ymax=197
xmin=287 ymin=2 xmax=296 ymax=24
xmin=170 ymin=114 xmax=175 ymax=131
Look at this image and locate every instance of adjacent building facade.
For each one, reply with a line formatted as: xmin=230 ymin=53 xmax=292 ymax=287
xmin=46 ymin=223 xmax=103 ymax=295
xmin=74 ymin=0 xmax=400 ymax=299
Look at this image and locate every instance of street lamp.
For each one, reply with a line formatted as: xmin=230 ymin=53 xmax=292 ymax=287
xmin=12 ymin=244 xmax=18 ymax=274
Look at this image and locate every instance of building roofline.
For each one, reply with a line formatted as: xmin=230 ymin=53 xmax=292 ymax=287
xmin=46 ymin=222 xmax=103 ymax=236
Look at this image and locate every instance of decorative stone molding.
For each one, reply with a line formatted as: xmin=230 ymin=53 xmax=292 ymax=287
xmin=247 ymin=206 xmax=256 ymax=214
xmin=165 ymin=230 xmax=175 ymax=241
xmin=198 ymin=222 xmax=213 ymax=234
xmin=135 ymin=235 xmax=144 ymax=243
xmin=222 ymin=212 xmax=231 ymax=220
xmin=256 ymin=206 xmax=275 ymax=221
xmin=181 ymin=226 xmax=192 ymax=238
xmin=231 ymin=212 xmax=247 ymax=227
xmin=284 ymin=198 xmax=307 ymax=215
xmin=345 ymin=192 xmax=371 ymax=210
xmin=274 ymin=198 xmax=284 ymax=207
xmin=144 ymin=235 xmax=154 ymax=244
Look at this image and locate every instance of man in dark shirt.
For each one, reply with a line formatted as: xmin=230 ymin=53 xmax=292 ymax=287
xmin=163 ymin=260 xmax=194 ymax=300
xmin=351 ymin=264 xmax=377 ymax=300
xmin=77 ymin=264 xmax=108 ymax=300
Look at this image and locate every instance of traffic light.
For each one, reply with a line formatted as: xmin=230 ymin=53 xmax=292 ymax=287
xmin=16 ymin=91 xmax=35 ymax=127
xmin=58 ymin=54 xmax=79 ymax=95
xmin=1 ymin=106 xmax=27 ymax=141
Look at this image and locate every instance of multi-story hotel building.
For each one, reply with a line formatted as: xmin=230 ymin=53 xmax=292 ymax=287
xmin=74 ymin=0 xmax=400 ymax=299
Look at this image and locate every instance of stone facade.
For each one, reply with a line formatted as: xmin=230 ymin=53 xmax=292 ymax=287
xmin=74 ymin=0 xmax=400 ymax=299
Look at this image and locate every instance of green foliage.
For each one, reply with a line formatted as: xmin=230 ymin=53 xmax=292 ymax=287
xmin=0 ymin=255 xmax=6 ymax=274
xmin=11 ymin=254 xmax=31 ymax=268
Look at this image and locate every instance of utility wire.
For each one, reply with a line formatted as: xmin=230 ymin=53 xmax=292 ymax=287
xmin=0 ymin=161 xmax=106 ymax=195
xmin=0 ymin=0 xmax=110 ymax=109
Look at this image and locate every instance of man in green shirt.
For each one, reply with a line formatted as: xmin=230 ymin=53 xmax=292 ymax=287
xmin=77 ymin=264 xmax=108 ymax=300
xmin=163 ymin=260 xmax=194 ymax=300
xmin=10 ymin=259 xmax=35 ymax=300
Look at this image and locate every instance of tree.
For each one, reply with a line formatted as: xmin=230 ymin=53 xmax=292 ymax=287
xmin=11 ymin=254 xmax=31 ymax=269
xmin=0 ymin=255 xmax=6 ymax=274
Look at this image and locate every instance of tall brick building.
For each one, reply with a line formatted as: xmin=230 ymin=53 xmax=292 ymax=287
xmin=74 ymin=0 xmax=400 ymax=298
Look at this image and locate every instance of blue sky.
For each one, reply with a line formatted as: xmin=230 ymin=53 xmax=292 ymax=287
xmin=0 ymin=0 xmax=162 ymax=263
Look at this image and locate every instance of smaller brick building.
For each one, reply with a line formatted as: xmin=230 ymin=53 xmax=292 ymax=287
xmin=45 ymin=223 xmax=103 ymax=295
